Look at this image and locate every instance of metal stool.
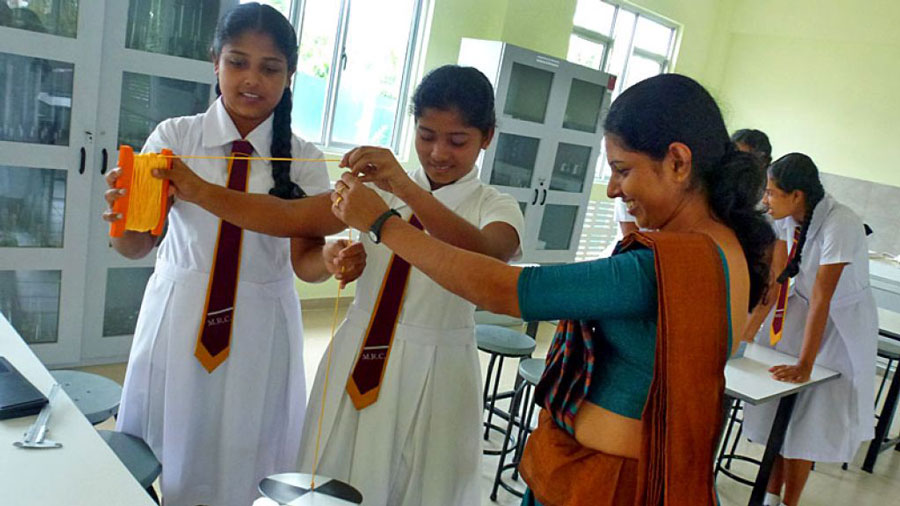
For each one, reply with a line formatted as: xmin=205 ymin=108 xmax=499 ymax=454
xmin=715 ymin=396 xmax=761 ymax=486
xmin=477 ymin=324 xmax=535 ymax=455
xmin=99 ymin=430 xmax=161 ymax=503
xmin=51 ymin=370 xmax=122 ymax=425
xmin=862 ymin=334 xmax=900 ymax=472
xmin=490 ymin=358 xmax=544 ymax=501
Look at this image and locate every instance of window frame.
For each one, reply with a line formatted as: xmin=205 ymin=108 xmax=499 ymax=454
xmin=284 ymin=0 xmax=427 ymax=154
xmin=570 ymin=0 xmax=677 ymax=184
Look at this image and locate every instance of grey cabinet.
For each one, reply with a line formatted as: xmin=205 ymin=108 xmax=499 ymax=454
xmin=459 ymin=39 xmax=614 ymax=263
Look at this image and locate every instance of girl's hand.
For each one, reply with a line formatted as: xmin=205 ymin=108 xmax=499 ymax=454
xmin=323 ymin=239 xmax=366 ymax=288
xmin=102 ymin=167 xmax=126 ymax=223
xmin=152 ymin=158 xmax=208 ymax=203
xmin=340 ymin=146 xmax=417 ymax=199
xmin=331 ymin=173 xmax=390 ymax=232
xmin=769 ymin=362 xmax=812 ymax=383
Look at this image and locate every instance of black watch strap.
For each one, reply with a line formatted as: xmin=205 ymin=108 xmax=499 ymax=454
xmin=369 ymin=209 xmax=400 ymax=243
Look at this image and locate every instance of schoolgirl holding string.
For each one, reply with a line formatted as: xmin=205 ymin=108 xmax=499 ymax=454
xmin=102 ymin=4 xmax=363 ymax=505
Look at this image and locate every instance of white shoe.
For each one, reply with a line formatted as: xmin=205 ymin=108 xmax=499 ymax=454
xmin=763 ymin=492 xmax=781 ymax=506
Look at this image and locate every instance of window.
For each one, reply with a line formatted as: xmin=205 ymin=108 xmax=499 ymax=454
xmin=568 ymin=1 xmax=677 ymax=260
xmin=249 ymin=0 xmax=426 ymax=153
xmin=567 ymin=0 xmax=677 ymax=183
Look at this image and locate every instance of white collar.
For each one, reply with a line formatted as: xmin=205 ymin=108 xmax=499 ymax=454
xmin=401 ymin=166 xmax=481 ymax=212
xmin=201 ymin=97 xmax=274 ymax=158
xmin=782 ymin=193 xmax=835 ymax=241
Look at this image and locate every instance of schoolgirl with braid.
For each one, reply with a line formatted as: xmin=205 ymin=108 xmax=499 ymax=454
xmin=742 ymin=153 xmax=877 ymax=506
xmin=102 ymin=4 xmax=365 ymax=505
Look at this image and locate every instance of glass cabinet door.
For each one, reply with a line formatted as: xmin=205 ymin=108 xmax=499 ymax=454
xmin=0 ymin=0 xmax=104 ymax=366
xmin=563 ymin=78 xmax=605 ymax=133
xmin=536 ymin=204 xmax=579 ymax=251
xmin=79 ymin=0 xmax=231 ymax=362
xmin=125 ymin=0 xmax=221 ymax=61
xmin=503 ymin=63 xmax=554 ymax=124
xmin=549 ymin=142 xmax=592 ymax=193
xmin=490 ymin=133 xmax=540 ymax=189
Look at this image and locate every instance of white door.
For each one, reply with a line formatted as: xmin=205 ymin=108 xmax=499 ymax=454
xmin=80 ymin=0 xmax=234 ymax=362
xmin=0 ymin=0 xmax=105 ymax=366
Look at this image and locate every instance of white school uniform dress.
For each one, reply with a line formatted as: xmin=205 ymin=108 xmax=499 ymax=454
xmin=115 ymin=98 xmax=330 ymax=506
xmin=297 ymin=167 xmax=524 ymax=506
xmin=743 ymin=194 xmax=877 ymax=462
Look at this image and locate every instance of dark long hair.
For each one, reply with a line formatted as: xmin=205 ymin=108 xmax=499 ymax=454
xmin=731 ymin=128 xmax=772 ymax=168
xmin=411 ymin=65 xmax=496 ymax=136
xmin=211 ymin=2 xmax=305 ymax=199
xmin=603 ymin=74 xmax=776 ymax=310
xmin=767 ymin=153 xmax=825 ymax=283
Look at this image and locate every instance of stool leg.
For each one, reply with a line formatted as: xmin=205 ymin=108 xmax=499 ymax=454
xmin=512 ymin=384 xmax=536 ymax=482
xmin=483 ymin=354 xmax=498 ymax=410
xmin=484 ymin=356 xmax=506 ymax=440
xmin=491 ymin=381 xmax=525 ymax=501
xmin=875 ymin=358 xmax=894 ymax=409
xmin=716 ymin=398 xmax=740 ymax=477
xmin=147 ymin=484 xmax=160 ymax=504
xmin=726 ymin=418 xmax=744 ymax=470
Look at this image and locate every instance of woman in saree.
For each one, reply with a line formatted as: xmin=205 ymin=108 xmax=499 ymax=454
xmin=330 ymin=73 xmax=776 ymax=505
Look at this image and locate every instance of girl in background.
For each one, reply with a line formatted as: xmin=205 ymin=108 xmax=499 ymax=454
xmin=743 ymin=153 xmax=877 ymax=506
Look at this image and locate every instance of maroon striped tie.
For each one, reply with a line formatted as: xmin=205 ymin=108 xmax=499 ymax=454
xmin=347 ymin=214 xmax=423 ymax=409
xmin=195 ymin=140 xmax=253 ymax=373
xmin=769 ymin=226 xmax=802 ymax=346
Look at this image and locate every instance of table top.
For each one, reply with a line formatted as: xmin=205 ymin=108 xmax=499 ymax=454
xmin=725 ymin=342 xmax=841 ymax=405
xmin=0 ymin=314 xmax=155 ymax=506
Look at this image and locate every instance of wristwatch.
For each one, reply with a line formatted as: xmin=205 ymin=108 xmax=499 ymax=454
xmin=368 ymin=209 xmax=400 ymax=244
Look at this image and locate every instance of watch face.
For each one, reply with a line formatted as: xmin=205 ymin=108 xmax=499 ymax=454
xmin=368 ymin=230 xmax=379 ymax=243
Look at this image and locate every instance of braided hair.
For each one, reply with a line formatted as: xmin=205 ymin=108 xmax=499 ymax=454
xmin=211 ymin=2 xmax=305 ymax=200
xmin=603 ymin=74 xmax=776 ymax=310
xmin=767 ymin=153 xmax=825 ymax=283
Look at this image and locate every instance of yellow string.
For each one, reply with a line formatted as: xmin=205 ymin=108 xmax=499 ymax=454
xmin=310 ymin=229 xmax=353 ymax=490
xmin=126 ymin=154 xmax=168 ymax=231
xmin=160 ymin=154 xmax=341 ymax=163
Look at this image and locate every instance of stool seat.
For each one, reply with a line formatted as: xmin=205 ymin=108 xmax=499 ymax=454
xmin=476 ymin=325 xmax=535 ymax=357
xmin=518 ymin=358 xmax=545 ymax=386
xmin=99 ymin=430 xmax=161 ymax=489
xmin=878 ymin=336 xmax=900 ymax=359
xmin=51 ymin=370 xmax=122 ymax=425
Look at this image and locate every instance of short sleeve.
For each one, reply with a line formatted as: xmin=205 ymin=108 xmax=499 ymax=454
xmin=290 ymin=137 xmax=331 ymax=196
xmin=517 ymin=248 xmax=657 ymax=322
xmin=141 ymin=119 xmax=179 ymax=155
xmin=613 ymin=197 xmax=636 ymax=223
xmin=478 ymin=187 xmax=526 ymax=261
xmin=819 ymin=207 xmax=863 ymax=266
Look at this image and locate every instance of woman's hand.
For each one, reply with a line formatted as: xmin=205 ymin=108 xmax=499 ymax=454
xmin=769 ymin=362 xmax=813 ymax=383
xmin=340 ymin=146 xmax=417 ymax=199
xmin=323 ymin=239 xmax=366 ymax=288
xmin=152 ymin=158 xmax=208 ymax=203
xmin=331 ymin=173 xmax=390 ymax=232
xmin=102 ymin=167 xmax=126 ymax=224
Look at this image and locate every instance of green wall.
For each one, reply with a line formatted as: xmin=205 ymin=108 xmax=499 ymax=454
xmin=714 ymin=0 xmax=900 ymax=187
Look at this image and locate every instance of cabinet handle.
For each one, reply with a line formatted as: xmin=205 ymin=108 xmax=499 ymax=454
xmin=531 ymin=188 xmax=538 ymax=205
xmin=540 ymin=189 xmax=547 ymax=205
xmin=100 ymin=148 xmax=108 ymax=175
xmin=78 ymin=147 xmax=86 ymax=174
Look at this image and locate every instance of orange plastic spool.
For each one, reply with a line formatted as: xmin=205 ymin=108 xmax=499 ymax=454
xmin=109 ymin=145 xmax=172 ymax=237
